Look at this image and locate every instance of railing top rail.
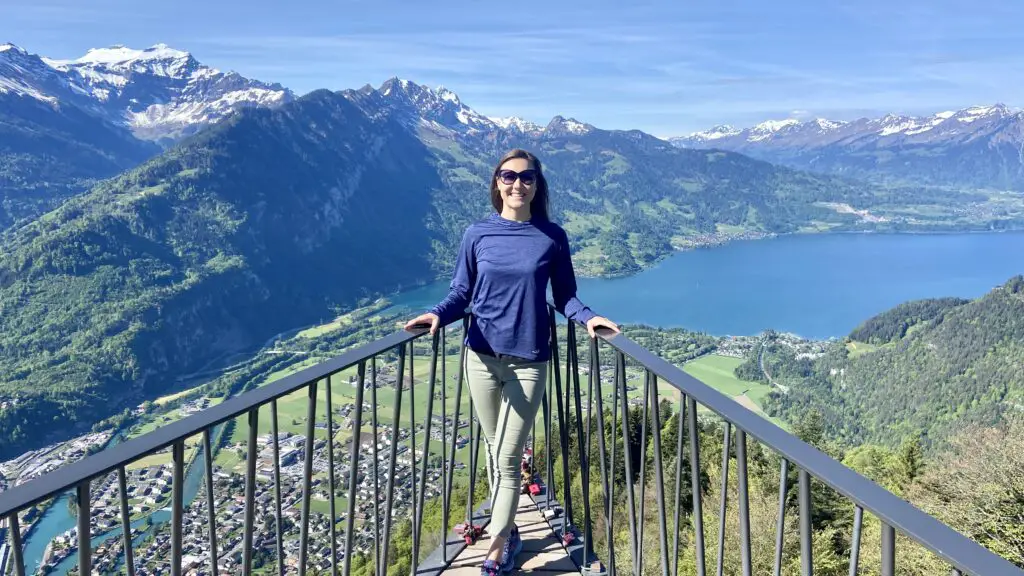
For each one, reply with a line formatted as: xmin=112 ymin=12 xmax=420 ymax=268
xmin=0 ymin=313 xmax=465 ymax=518
xmin=575 ymin=318 xmax=1021 ymax=576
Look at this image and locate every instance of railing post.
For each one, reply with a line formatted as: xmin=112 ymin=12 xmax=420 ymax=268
xmin=689 ymin=396 xmax=706 ymax=576
xmin=648 ymin=371 xmax=671 ymax=576
xmin=76 ymin=480 xmax=91 ymax=576
xmin=848 ymin=506 xmax=863 ymax=576
xmin=774 ymin=459 xmax=789 ymax=576
xmin=568 ymin=322 xmax=595 ymax=563
xmin=799 ymin=470 xmax=812 ymax=576
xmin=270 ymin=402 xmax=283 ymax=576
xmin=370 ymin=356 xmax=382 ymax=573
xmin=881 ymin=523 xmax=896 ymax=576
xmin=117 ymin=466 xmax=138 ymax=576
xmin=615 ymin=351 xmax=639 ymax=575
xmin=413 ymin=333 xmax=441 ymax=574
xmin=716 ymin=422 xmax=731 ymax=576
xmin=172 ymin=439 xmax=185 ymax=576
xmin=408 ymin=339 xmax=419 ymax=565
xmin=444 ymin=319 xmax=470 ymax=565
xmin=548 ymin=309 xmax=575 ymax=540
xmin=8 ymin=512 xmax=25 ymax=576
xmin=326 ymin=373 xmax=339 ymax=576
xmin=637 ymin=363 xmax=650 ymax=571
xmin=673 ymin=393 xmax=685 ymax=576
xmin=590 ymin=337 xmax=616 ymax=576
xmin=545 ymin=351 xmax=555 ymax=514
xmin=379 ymin=344 xmax=406 ymax=576
xmin=736 ymin=429 xmax=752 ymax=576
xmin=440 ymin=324 xmax=448 ymax=560
xmin=243 ymin=409 xmax=258 ymax=575
xmin=299 ymin=379 xmax=318 ymax=576
xmin=343 ymin=361 xmax=367 ymax=576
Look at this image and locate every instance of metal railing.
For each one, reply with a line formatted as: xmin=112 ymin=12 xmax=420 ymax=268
xmin=538 ymin=306 xmax=1024 ymax=576
xmin=0 ymin=307 xmax=1020 ymax=576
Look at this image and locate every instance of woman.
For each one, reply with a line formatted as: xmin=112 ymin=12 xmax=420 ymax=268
xmin=405 ymin=149 xmax=618 ymax=574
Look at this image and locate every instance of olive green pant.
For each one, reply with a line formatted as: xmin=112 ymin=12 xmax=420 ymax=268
xmin=465 ymin=348 xmax=548 ymax=538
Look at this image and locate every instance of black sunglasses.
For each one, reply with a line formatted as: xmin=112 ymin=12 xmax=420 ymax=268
xmin=497 ymin=169 xmax=538 ymax=185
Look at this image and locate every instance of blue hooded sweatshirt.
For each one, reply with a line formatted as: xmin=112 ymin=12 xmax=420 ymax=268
xmin=429 ymin=212 xmax=597 ymax=362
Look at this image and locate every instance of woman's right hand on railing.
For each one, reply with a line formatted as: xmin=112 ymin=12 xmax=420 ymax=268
xmin=404 ymin=312 xmax=440 ymax=334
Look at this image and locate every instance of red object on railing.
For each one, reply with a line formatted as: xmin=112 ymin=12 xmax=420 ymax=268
xmin=455 ymin=522 xmax=485 ymax=545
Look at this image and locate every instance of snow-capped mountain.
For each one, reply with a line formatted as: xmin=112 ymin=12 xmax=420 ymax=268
xmin=670 ymin=104 xmax=1024 ymax=190
xmin=488 ymin=115 xmax=543 ymax=133
xmin=374 ymin=77 xmax=495 ymax=134
xmin=0 ymin=41 xmax=295 ymax=231
xmin=543 ymin=115 xmax=595 ymax=137
xmin=1 ymin=43 xmax=77 ymax=105
xmin=1 ymin=42 xmax=294 ymax=141
xmin=672 ymin=105 xmax=1021 ymax=150
xmin=341 ymin=78 xmax=592 ymax=141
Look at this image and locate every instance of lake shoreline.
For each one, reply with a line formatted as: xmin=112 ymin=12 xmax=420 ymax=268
xmin=402 ymin=229 xmax=1024 ymax=340
xmin=551 ymin=225 xmax=1024 ymax=282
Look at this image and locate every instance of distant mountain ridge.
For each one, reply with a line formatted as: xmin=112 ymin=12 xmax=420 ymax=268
xmin=0 ymin=41 xmax=296 ymax=231
xmin=675 ymin=105 xmax=1020 ymax=147
xmin=669 ymin=104 xmax=1024 ymax=190
xmin=341 ymin=76 xmax=590 ymax=141
xmin=2 ymin=42 xmax=294 ymax=142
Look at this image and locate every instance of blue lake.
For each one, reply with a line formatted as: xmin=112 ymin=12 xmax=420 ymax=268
xmin=385 ymin=231 xmax=1024 ymax=340
xmin=18 ymin=230 xmax=1024 ymax=573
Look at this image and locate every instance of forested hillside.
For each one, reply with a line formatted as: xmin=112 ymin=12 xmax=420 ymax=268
xmin=760 ymin=275 xmax=1024 ymax=447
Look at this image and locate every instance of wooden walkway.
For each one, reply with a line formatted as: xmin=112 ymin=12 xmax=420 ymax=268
xmin=419 ymin=492 xmax=583 ymax=575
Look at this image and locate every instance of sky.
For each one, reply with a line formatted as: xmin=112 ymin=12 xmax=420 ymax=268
xmin=4 ymin=0 xmax=1024 ymax=137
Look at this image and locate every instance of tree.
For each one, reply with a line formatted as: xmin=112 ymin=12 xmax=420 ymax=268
xmin=898 ymin=435 xmax=923 ymax=486
xmin=908 ymin=416 xmax=1024 ymax=567
xmin=793 ymin=409 xmax=826 ymax=450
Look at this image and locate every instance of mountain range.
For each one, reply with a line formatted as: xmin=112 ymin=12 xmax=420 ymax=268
xmin=671 ymin=105 xmax=1024 ymax=190
xmin=0 ymin=42 xmax=293 ymax=231
xmin=1 ymin=42 xmax=1023 ymax=457
xmin=1 ymin=71 xmax=990 ymax=458
xmin=1 ymin=42 xmax=293 ymax=141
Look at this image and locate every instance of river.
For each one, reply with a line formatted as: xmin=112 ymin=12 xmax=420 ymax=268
xmin=23 ymin=430 xmax=214 ymax=575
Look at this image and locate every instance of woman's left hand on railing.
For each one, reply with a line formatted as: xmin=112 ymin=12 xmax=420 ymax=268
xmin=404 ymin=312 xmax=440 ymax=334
xmin=586 ymin=315 xmax=620 ymax=338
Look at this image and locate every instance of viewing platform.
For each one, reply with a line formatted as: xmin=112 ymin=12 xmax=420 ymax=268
xmin=0 ymin=306 xmax=1021 ymax=576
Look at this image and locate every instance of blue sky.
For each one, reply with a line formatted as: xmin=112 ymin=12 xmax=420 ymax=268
xmin=5 ymin=0 xmax=1023 ymax=136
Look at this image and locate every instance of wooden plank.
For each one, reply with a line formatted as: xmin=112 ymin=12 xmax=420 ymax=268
xmin=443 ymin=494 xmax=575 ymax=574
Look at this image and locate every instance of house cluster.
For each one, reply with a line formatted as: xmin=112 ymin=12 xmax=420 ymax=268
xmin=718 ymin=331 xmax=830 ymax=361
xmin=1 ymin=376 xmax=493 ymax=574
xmin=109 ymin=415 xmax=472 ymax=573
xmin=714 ymin=335 xmax=762 ymax=358
xmin=0 ymin=431 xmax=113 ymax=490
xmin=179 ymin=397 xmax=213 ymax=416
